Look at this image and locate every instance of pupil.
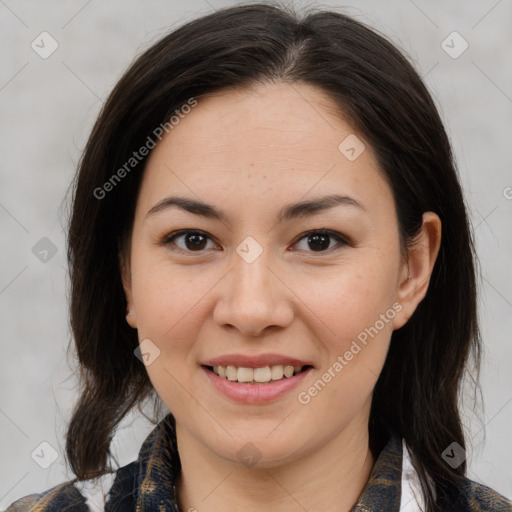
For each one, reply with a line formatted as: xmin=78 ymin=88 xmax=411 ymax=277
xmin=309 ymin=233 xmax=329 ymax=251
xmin=186 ymin=233 xmax=206 ymax=250
xmin=183 ymin=232 xmax=331 ymax=252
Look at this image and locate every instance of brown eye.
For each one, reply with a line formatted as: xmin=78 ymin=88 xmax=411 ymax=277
xmin=292 ymin=230 xmax=348 ymax=253
xmin=163 ymin=230 xmax=216 ymax=252
xmin=161 ymin=229 xmax=348 ymax=255
xmin=183 ymin=232 xmax=208 ymax=250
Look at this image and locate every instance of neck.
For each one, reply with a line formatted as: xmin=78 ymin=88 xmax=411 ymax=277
xmin=175 ymin=418 xmax=375 ymax=512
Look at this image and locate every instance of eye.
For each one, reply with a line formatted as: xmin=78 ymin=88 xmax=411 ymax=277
xmin=161 ymin=230 xmax=218 ymax=253
xmin=160 ymin=229 xmax=349 ymax=255
xmin=291 ymin=230 xmax=349 ymax=253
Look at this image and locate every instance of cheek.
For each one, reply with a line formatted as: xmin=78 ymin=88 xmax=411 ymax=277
xmin=131 ymin=260 xmax=209 ymax=346
xmin=131 ymin=244 xmax=399 ymax=355
xmin=293 ymin=269 xmax=396 ymax=426
xmin=130 ymin=262 xmax=212 ymax=413
xmin=297 ymin=260 xmax=398 ymax=346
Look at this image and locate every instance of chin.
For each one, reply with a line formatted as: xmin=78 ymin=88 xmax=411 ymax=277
xmin=206 ymin=429 xmax=308 ymax=469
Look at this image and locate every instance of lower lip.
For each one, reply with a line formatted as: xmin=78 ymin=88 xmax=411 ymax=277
xmin=201 ymin=366 xmax=312 ymax=404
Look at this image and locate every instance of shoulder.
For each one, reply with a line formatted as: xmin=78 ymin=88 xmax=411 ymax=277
xmin=4 ymin=462 xmax=138 ymax=512
xmin=4 ymin=481 xmax=89 ymax=511
xmin=5 ymin=417 xmax=169 ymax=511
xmin=458 ymin=477 xmax=511 ymax=511
xmin=402 ymin=440 xmax=510 ymax=511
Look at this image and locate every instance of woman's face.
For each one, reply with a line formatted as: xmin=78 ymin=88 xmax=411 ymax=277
xmin=121 ymin=82 xmax=431 ymax=467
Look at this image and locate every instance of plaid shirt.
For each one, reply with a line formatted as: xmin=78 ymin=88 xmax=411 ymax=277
xmin=6 ymin=414 xmax=511 ymax=511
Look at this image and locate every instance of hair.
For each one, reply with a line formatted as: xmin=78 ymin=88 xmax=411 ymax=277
xmin=65 ymin=3 xmax=481 ymax=510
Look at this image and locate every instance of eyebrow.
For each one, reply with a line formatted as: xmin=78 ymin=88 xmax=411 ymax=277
xmin=145 ymin=194 xmax=366 ymax=223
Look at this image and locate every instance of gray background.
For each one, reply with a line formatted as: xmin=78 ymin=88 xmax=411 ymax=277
xmin=0 ymin=0 xmax=511 ymax=508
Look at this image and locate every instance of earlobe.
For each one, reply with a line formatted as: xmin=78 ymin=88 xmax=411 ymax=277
xmin=125 ymin=309 xmax=137 ymax=329
xmin=119 ymin=249 xmax=137 ymax=329
xmin=392 ymin=211 xmax=442 ymax=330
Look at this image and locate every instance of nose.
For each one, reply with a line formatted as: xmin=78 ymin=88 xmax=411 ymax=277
xmin=212 ymin=249 xmax=294 ymax=337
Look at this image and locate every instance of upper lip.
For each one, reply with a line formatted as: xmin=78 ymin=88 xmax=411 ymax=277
xmin=202 ymin=353 xmax=314 ymax=368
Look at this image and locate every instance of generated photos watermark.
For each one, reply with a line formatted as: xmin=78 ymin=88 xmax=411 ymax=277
xmin=93 ymin=97 xmax=198 ymax=200
xmin=297 ymin=302 xmax=403 ymax=405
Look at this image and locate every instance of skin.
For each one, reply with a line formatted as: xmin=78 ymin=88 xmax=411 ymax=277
xmin=120 ymin=82 xmax=441 ymax=512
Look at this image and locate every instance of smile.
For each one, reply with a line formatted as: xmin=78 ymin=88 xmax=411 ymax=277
xmin=201 ymin=364 xmax=313 ymax=404
xmin=206 ymin=364 xmax=311 ymax=384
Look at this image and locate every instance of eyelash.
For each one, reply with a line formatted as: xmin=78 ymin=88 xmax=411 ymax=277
xmin=159 ymin=229 xmax=350 ymax=255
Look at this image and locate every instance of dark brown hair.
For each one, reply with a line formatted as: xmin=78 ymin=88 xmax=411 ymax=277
xmin=65 ymin=3 xmax=481 ymax=510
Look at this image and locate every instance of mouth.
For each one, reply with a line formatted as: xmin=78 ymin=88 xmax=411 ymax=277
xmin=202 ymin=364 xmax=314 ymax=385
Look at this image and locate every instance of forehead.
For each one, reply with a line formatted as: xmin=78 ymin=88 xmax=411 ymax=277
xmin=137 ymin=82 xmax=392 ymax=219
xmin=163 ymin=82 xmax=353 ymax=157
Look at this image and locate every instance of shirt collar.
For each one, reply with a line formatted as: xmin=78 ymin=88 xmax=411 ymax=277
xmin=134 ymin=414 xmax=403 ymax=511
xmin=350 ymin=433 xmax=403 ymax=511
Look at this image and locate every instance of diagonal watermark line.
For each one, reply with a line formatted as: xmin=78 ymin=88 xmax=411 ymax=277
xmin=264 ymin=471 xmax=309 ymax=511
xmin=0 ymin=265 xmax=28 ymax=296
xmin=202 ymin=0 xmax=217 ymax=12
xmin=0 ymin=0 xmax=29 ymax=28
xmin=472 ymin=0 xmax=503 ymax=29
xmin=400 ymin=497 xmax=415 ymax=510
xmin=422 ymin=61 xmax=439 ymax=79
xmin=0 ymin=202 xmax=29 ymax=233
xmin=162 ymin=366 xmax=234 ymax=438
xmin=473 ymin=204 xmax=498 ymax=230
xmin=61 ymin=61 xmax=101 ymax=100
xmin=0 ymin=62 xmax=29 ymax=93
xmin=0 ymin=408 xmax=29 ymax=439
xmin=265 ymin=265 xmax=340 ymax=339
xmin=472 ymin=61 xmax=512 ymax=104
xmin=407 ymin=0 xmax=439 ymax=28
xmin=400 ymin=495 xmax=416 ymax=510
xmin=0 ymin=472 xmax=30 ymax=504
xmin=483 ymin=276 xmax=512 ymax=309
xmin=265 ymin=411 xmax=293 ymax=439
xmin=289 ymin=82 xmax=339 ymax=131
xmin=472 ymin=395 xmax=512 ymax=439
xmin=62 ymin=0 xmax=93 ymax=29
xmin=367 ymin=367 xmax=379 ymax=378
xmin=200 ymin=470 xmax=233 ymax=503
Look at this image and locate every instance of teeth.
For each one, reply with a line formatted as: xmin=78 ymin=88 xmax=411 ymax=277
xmin=237 ymin=367 xmax=254 ymax=383
xmin=283 ymin=365 xmax=294 ymax=378
xmin=211 ymin=364 xmax=304 ymax=384
xmin=226 ymin=365 xmax=237 ymax=381
xmin=253 ymin=366 xmax=272 ymax=383
xmin=270 ymin=365 xmax=284 ymax=380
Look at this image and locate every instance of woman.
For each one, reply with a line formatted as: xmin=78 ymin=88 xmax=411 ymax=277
xmin=6 ymin=3 xmax=510 ymax=511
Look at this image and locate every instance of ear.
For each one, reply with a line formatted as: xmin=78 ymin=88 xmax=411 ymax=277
xmin=392 ymin=211 xmax=442 ymax=330
xmin=119 ymin=245 xmax=138 ymax=329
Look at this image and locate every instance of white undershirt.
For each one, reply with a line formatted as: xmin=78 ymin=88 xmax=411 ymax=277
xmin=400 ymin=439 xmax=425 ymax=511
xmin=73 ymin=472 xmax=115 ymax=512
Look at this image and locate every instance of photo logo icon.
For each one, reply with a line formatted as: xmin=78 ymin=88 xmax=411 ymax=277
xmin=31 ymin=32 xmax=59 ymax=59
xmin=441 ymin=32 xmax=469 ymax=59
xmin=236 ymin=236 xmax=263 ymax=264
xmin=441 ymin=442 xmax=466 ymax=468
xmin=134 ymin=338 xmax=161 ymax=366
xmin=32 ymin=237 xmax=58 ymax=263
xmin=338 ymin=134 xmax=366 ymax=161
xmin=237 ymin=442 xmax=263 ymax=468
xmin=31 ymin=441 xmax=58 ymax=469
